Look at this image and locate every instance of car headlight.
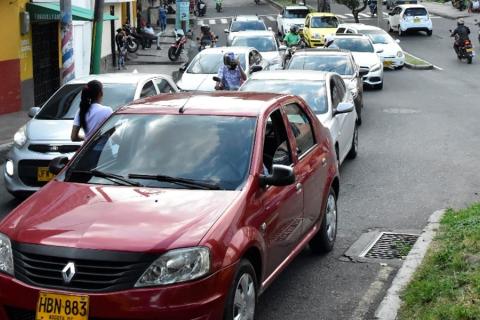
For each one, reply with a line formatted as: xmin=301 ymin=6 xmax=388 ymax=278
xmin=397 ymin=51 xmax=404 ymax=58
xmin=0 ymin=233 xmax=14 ymax=276
xmin=5 ymin=160 xmax=14 ymax=177
xmin=370 ymin=63 xmax=382 ymax=72
xmin=13 ymin=125 xmax=27 ymax=148
xmin=135 ymin=247 xmax=210 ymax=287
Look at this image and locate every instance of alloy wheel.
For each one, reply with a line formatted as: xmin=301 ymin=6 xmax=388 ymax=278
xmin=233 ymin=273 xmax=256 ymax=320
xmin=325 ymin=194 xmax=337 ymax=242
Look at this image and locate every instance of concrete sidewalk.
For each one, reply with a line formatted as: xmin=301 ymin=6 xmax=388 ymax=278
xmin=420 ymin=0 xmax=477 ymax=19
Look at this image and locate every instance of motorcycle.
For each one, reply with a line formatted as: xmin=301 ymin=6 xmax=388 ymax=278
xmin=216 ymin=0 xmax=223 ymax=12
xmin=168 ymin=30 xmax=187 ymax=62
xmin=282 ymin=40 xmax=305 ymax=67
xmin=122 ymin=24 xmax=141 ymax=53
xmin=197 ymin=0 xmax=207 ymax=16
xmin=450 ymin=31 xmax=474 ymax=64
xmin=197 ymin=36 xmax=218 ymax=51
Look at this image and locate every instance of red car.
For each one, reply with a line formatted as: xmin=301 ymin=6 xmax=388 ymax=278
xmin=0 ymin=92 xmax=341 ymax=320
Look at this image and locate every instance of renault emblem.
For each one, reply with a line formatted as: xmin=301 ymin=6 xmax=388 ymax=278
xmin=62 ymin=262 xmax=76 ymax=284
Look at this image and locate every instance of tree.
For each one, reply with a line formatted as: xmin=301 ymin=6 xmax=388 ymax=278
xmin=335 ymin=0 xmax=368 ymax=23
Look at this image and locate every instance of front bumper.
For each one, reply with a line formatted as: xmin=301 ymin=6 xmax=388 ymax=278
xmin=381 ymin=55 xmax=405 ymax=68
xmin=0 ymin=262 xmax=236 ymax=320
xmin=362 ymin=67 xmax=383 ymax=86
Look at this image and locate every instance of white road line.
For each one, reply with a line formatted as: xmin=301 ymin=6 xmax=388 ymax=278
xmin=346 ymin=13 xmax=354 ymax=17
xmin=209 ymin=19 xmax=216 ymax=25
xmin=221 ymin=18 xmax=228 ymax=24
xmin=359 ymin=13 xmax=370 ymax=17
xmin=198 ymin=19 xmax=204 ymax=25
xmin=265 ymin=15 xmax=275 ymax=21
xmin=404 ymin=50 xmax=444 ymax=70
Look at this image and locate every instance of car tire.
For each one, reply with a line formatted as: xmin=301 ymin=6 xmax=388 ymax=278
xmin=309 ymin=188 xmax=337 ymax=254
xmin=395 ymin=65 xmax=404 ymax=70
xmin=224 ymin=259 xmax=258 ymax=320
xmin=427 ymin=30 xmax=432 ymax=36
xmin=375 ymin=81 xmax=383 ymax=90
xmin=347 ymin=124 xmax=358 ymax=159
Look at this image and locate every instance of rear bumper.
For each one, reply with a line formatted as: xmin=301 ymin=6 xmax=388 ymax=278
xmin=400 ymin=21 xmax=432 ymax=32
xmin=0 ymin=263 xmax=236 ymax=320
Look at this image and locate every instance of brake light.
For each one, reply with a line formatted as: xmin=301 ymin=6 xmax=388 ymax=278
xmin=464 ymin=40 xmax=471 ymax=45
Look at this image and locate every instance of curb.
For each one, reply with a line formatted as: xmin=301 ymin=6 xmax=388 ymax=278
xmin=374 ymin=209 xmax=446 ymax=320
xmin=0 ymin=142 xmax=12 ymax=165
xmin=404 ymin=62 xmax=434 ymax=70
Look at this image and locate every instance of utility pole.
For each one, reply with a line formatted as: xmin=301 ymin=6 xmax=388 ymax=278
xmin=60 ymin=0 xmax=75 ymax=84
xmin=377 ymin=0 xmax=383 ymax=28
xmin=91 ymin=0 xmax=105 ymax=74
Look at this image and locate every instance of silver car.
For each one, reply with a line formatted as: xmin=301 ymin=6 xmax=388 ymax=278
xmin=4 ymin=73 xmax=178 ymax=198
xmin=224 ymin=15 xmax=269 ymax=46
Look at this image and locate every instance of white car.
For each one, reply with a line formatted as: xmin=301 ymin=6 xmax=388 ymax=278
xmin=240 ymin=70 xmax=358 ymax=165
xmin=224 ymin=15 xmax=269 ymax=45
xmin=230 ymin=31 xmax=285 ymax=69
xmin=176 ymin=47 xmax=269 ymax=91
xmin=330 ymin=34 xmax=384 ymax=89
xmin=276 ymin=5 xmax=310 ymax=36
xmin=336 ymin=23 xmax=405 ymax=69
xmin=387 ymin=4 xmax=433 ymax=37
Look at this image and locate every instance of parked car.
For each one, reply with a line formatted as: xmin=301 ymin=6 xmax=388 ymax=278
xmin=230 ymin=30 xmax=285 ymax=69
xmin=329 ymin=34 xmax=384 ymax=89
xmin=276 ymin=5 xmax=310 ymax=36
xmin=0 ymin=92 xmax=340 ymax=320
xmin=286 ymin=48 xmax=369 ymax=124
xmin=387 ymin=4 xmax=433 ymax=36
xmin=240 ymin=70 xmax=358 ymax=165
xmin=303 ymin=12 xmax=339 ymax=47
xmin=4 ymin=73 xmax=179 ymax=199
xmin=176 ymin=46 xmax=268 ymax=91
xmin=224 ymin=15 xmax=269 ymax=45
xmin=386 ymin=0 xmax=417 ymax=11
xmin=336 ymin=23 xmax=405 ymax=69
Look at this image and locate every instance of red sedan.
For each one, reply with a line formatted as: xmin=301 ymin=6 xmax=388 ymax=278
xmin=0 ymin=92 xmax=340 ymax=320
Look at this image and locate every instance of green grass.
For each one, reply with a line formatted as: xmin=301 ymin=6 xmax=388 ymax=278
xmin=398 ymin=204 xmax=480 ymax=320
xmin=404 ymin=52 xmax=432 ymax=66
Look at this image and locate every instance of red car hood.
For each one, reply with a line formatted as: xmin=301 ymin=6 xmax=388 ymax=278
xmin=1 ymin=181 xmax=240 ymax=253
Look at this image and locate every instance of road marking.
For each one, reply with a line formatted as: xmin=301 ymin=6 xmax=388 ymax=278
xmin=403 ymin=50 xmax=444 ymax=70
xmin=346 ymin=13 xmax=354 ymax=17
xmin=265 ymin=15 xmax=275 ymax=21
xmin=359 ymin=13 xmax=370 ymax=17
xmin=209 ymin=19 xmax=216 ymax=25
xmin=337 ymin=14 xmax=347 ymax=18
xmin=221 ymin=18 xmax=228 ymax=24
xmin=197 ymin=19 xmax=204 ymax=25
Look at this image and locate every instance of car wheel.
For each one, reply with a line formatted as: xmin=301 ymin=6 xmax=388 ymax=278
xmin=347 ymin=124 xmax=358 ymax=159
xmin=427 ymin=30 xmax=432 ymax=36
xmin=375 ymin=81 xmax=383 ymax=90
xmin=309 ymin=188 xmax=337 ymax=254
xmin=224 ymin=259 xmax=257 ymax=320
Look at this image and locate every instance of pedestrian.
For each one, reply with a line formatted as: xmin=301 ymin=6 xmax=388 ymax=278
xmin=115 ymin=28 xmax=127 ymax=70
xmin=71 ymin=80 xmax=113 ymax=142
xmin=159 ymin=3 xmax=167 ymax=32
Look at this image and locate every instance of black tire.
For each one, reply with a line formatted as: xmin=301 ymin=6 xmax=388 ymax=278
xmin=224 ymin=259 xmax=258 ymax=320
xmin=168 ymin=47 xmax=179 ymax=61
xmin=127 ymin=40 xmax=139 ymax=53
xmin=375 ymin=81 xmax=383 ymax=90
xmin=395 ymin=65 xmax=404 ymax=70
xmin=468 ymin=56 xmax=473 ymax=64
xmin=427 ymin=30 xmax=432 ymax=36
xmin=347 ymin=124 xmax=358 ymax=159
xmin=309 ymin=188 xmax=337 ymax=254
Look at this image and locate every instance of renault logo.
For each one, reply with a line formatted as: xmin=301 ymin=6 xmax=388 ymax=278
xmin=62 ymin=262 xmax=76 ymax=284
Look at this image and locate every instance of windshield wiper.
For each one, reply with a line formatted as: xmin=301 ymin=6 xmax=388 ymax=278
xmin=70 ymin=169 xmax=143 ymax=187
xmin=128 ymin=173 xmax=221 ymax=190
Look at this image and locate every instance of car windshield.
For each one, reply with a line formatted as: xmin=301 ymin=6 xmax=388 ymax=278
xmin=288 ymin=55 xmax=354 ymax=76
xmin=231 ymin=20 xmax=266 ymax=32
xmin=361 ymin=30 xmax=392 ymax=44
xmin=404 ymin=8 xmax=428 ymax=16
xmin=66 ymin=114 xmax=256 ymax=190
xmin=231 ymin=36 xmax=277 ymax=52
xmin=311 ymin=16 xmax=338 ymax=28
xmin=241 ymin=79 xmax=327 ymax=114
xmin=333 ymin=38 xmax=374 ymax=52
xmin=187 ymin=53 xmax=247 ymax=74
xmin=36 ymin=84 xmax=137 ymax=120
xmin=284 ymin=9 xmax=309 ymax=18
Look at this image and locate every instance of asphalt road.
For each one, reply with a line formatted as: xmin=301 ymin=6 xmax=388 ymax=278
xmin=2 ymin=1 xmax=480 ymax=319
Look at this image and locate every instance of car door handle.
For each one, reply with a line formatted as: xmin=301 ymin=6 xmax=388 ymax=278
xmin=296 ymin=183 xmax=302 ymax=191
xmin=322 ymin=157 xmax=327 ymax=167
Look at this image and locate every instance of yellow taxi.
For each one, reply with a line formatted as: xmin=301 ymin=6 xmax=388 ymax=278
xmin=303 ymin=12 xmax=339 ymax=47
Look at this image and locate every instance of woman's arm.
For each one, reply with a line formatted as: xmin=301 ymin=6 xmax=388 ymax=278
xmin=71 ymin=125 xmax=83 ymax=142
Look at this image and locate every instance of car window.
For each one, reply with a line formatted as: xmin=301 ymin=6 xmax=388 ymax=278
xmin=288 ymin=55 xmax=354 ymax=76
xmin=330 ymin=79 xmax=341 ymax=109
xmin=334 ymin=76 xmax=346 ymax=101
xmin=404 ymin=7 xmax=428 ymax=16
xmin=231 ymin=36 xmax=277 ymax=52
xmin=154 ymin=78 xmax=175 ymax=93
xmin=361 ymin=30 xmax=392 ymax=44
xmin=253 ymin=50 xmax=263 ymax=64
xmin=187 ymin=53 xmax=247 ymax=74
xmin=346 ymin=29 xmax=355 ymax=34
xmin=263 ymin=110 xmax=293 ymax=174
xmin=283 ymin=104 xmax=316 ymax=157
xmin=66 ymin=114 xmax=257 ymax=190
xmin=35 ymin=83 xmax=136 ymax=120
xmin=332 ymin=38 xmax=374 ymax=52
xmin=231 ymin=20 xmax=266 ymax=32
xmin=311 ymin=16 xmax=338 ymax=28
xmin=140 ymin=81 xmax=157 ymax=98
xmin=284 ymin=9 xmax=309 ymax=18
xmin=337 ymin=27 xmax=346 ymax=33
xmin=240 ymin=79 xmax=328 ymax=114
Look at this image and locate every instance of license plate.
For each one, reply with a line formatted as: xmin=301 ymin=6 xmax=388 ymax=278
xmin=414 ymin=18 xmax=420 ymax=23
xmin=36 ymin=292 xmax=89 ymax=320
xmin=37 ymin=167 xmax=55 ymax=182
xmin=383 ymin=61 xmax=393 ymax=67
xmin=466 ymin=48 xmax=473 ymax=52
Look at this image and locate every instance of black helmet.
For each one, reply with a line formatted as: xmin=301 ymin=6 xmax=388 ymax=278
xmin=200 ymin=25 xmax=210 ymax=33
xmin=290 ymin=25 xmax=299 ymax=34
xmin=224 ymin=52 xmax=238 ymax=69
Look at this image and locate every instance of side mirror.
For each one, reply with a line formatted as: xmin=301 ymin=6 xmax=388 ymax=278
xmin=259 ymin=164 xmax=295 ymax=187
xmin=375 ymin=48 xmax=384 ymax=53
xmin=213 ymin=76 xmax=221 ymax=82
xmin=279 ymin=45 xmax=287 ymax=51
xmin=334 ymin=102 xmax=354 ymax=116
xmin=28 ymin=107 xmax=40 ymax=118
xmin=224 ymin=29 xmax=229 ymax=33
xmin=249 ymin=65 xmax=263 ymax=73
xmin=395 ymin=39 xmax=401 ymax=43
xmin=49 ymin=156 xmax=69 ymax=175
xmin=359 ymin=67 xmax=370 ymax=77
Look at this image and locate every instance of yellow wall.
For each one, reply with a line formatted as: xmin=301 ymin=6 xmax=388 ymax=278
xmin=0 ymin=0 xmax=33 ymax=81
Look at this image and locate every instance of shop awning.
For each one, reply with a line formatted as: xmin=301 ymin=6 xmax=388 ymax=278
xmin=27 ymin=3 xmax=118 ymax=22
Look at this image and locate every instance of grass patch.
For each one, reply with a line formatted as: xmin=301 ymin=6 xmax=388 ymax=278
xmin=404 ymin=52 xmax=432 ymax=66
xmin=398 ymin=204 xmax=480 ymax=320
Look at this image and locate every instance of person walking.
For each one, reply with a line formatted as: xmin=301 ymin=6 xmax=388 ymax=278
xmin=71 ymin=80 xmax=113 ymax=142
xmin=159 ymin=3 xmax=167 ymax=32
xmin=115 ymin=28 xmax=127 ymax=70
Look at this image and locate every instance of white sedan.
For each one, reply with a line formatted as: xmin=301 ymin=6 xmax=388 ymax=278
xmin=230 ymin=31 xmax=284 ymax=69
xmin=276 ymin=5 xmax=310 ymax=36
xmin=240 ymin=70 xmax=358 ymax=165
xmin=176 ymin=47 xmax=269 ymax=91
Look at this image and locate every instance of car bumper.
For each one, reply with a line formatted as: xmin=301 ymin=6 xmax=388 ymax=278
xmin=381 ymin=56 xmax=405 ymax=68
xmin=306 ymin=38 xmax=324 ymax=47
xmin=362 ymin=68 xmax=383 ymax=86
xmin=400 ymin=21 xmax=432 ymax=32
xmin=0 ymin=262 xmax=236 ymax=320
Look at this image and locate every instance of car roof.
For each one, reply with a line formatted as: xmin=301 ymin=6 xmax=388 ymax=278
xmin=234 ymin=15 xmax=261 ymax=21
xmin=397 ymin=4 xmax=427 ymax=9
xmin=308 ymin=12 xmax=336 ymax=17
xmin=248 ymin=70 xmax=332 ymax=81
xmin=284 ymin=5 xmax=309 ymax=10
xmin=293 ymin=48 xmax=352 ymax=56
xmin=117 ymin=92 xmax=296 ymax=117
xmin=338 ymin=23 xmax=383 ymax=31
xmin=333 ymin=34 xmax=369 ymax=39
xmin=68 ymin=73 xmax=165 ymax=85
xmin=198 ymin=46 xmax=254 ymax=55
xmin=231 ymin=30 xmax=275 ymax=38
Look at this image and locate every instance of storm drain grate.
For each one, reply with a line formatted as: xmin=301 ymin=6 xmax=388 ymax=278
xmin=361 ymin=232 xmax=419 ymax=259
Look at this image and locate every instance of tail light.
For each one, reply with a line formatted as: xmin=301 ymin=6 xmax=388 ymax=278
xmin=464 ymin=40 xmax=471 ymax=45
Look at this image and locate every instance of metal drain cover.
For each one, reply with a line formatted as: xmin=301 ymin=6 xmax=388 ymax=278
xmin=360 ymin=232 xmax=419 ymax=259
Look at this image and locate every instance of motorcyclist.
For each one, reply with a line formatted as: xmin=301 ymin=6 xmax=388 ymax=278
xmin=197 ymin=0 xmax=207 ymax=16
xmin=283 ymin=25 xmax=301 ymax=47
xmin=215 ymin=52 xmax=247 ymax=91
xmin=198 ymin=25 xmax=217 ymax=51
xmin=451 ymin=18 xmax=471 ymax=54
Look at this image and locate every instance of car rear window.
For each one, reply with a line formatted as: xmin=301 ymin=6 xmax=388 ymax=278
xmin=284 ymin=9 xmax=309 ymax=18
xmin=231 ymin=36 xmax=277 ymax=52
xmin=311 ymin=16 xmax=338 ymax=28
xmin=187 ymin=53 xmax=247 ymax=74
xmin=332 ymin=38 xmax=374 ymax=53
xmin=231 ymin=21 xmax=266 ymax=32
xmin=404 ymin=8 xmax=428 ymax=16
xmin=287 ymin=55 xmax=354 ymax=76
